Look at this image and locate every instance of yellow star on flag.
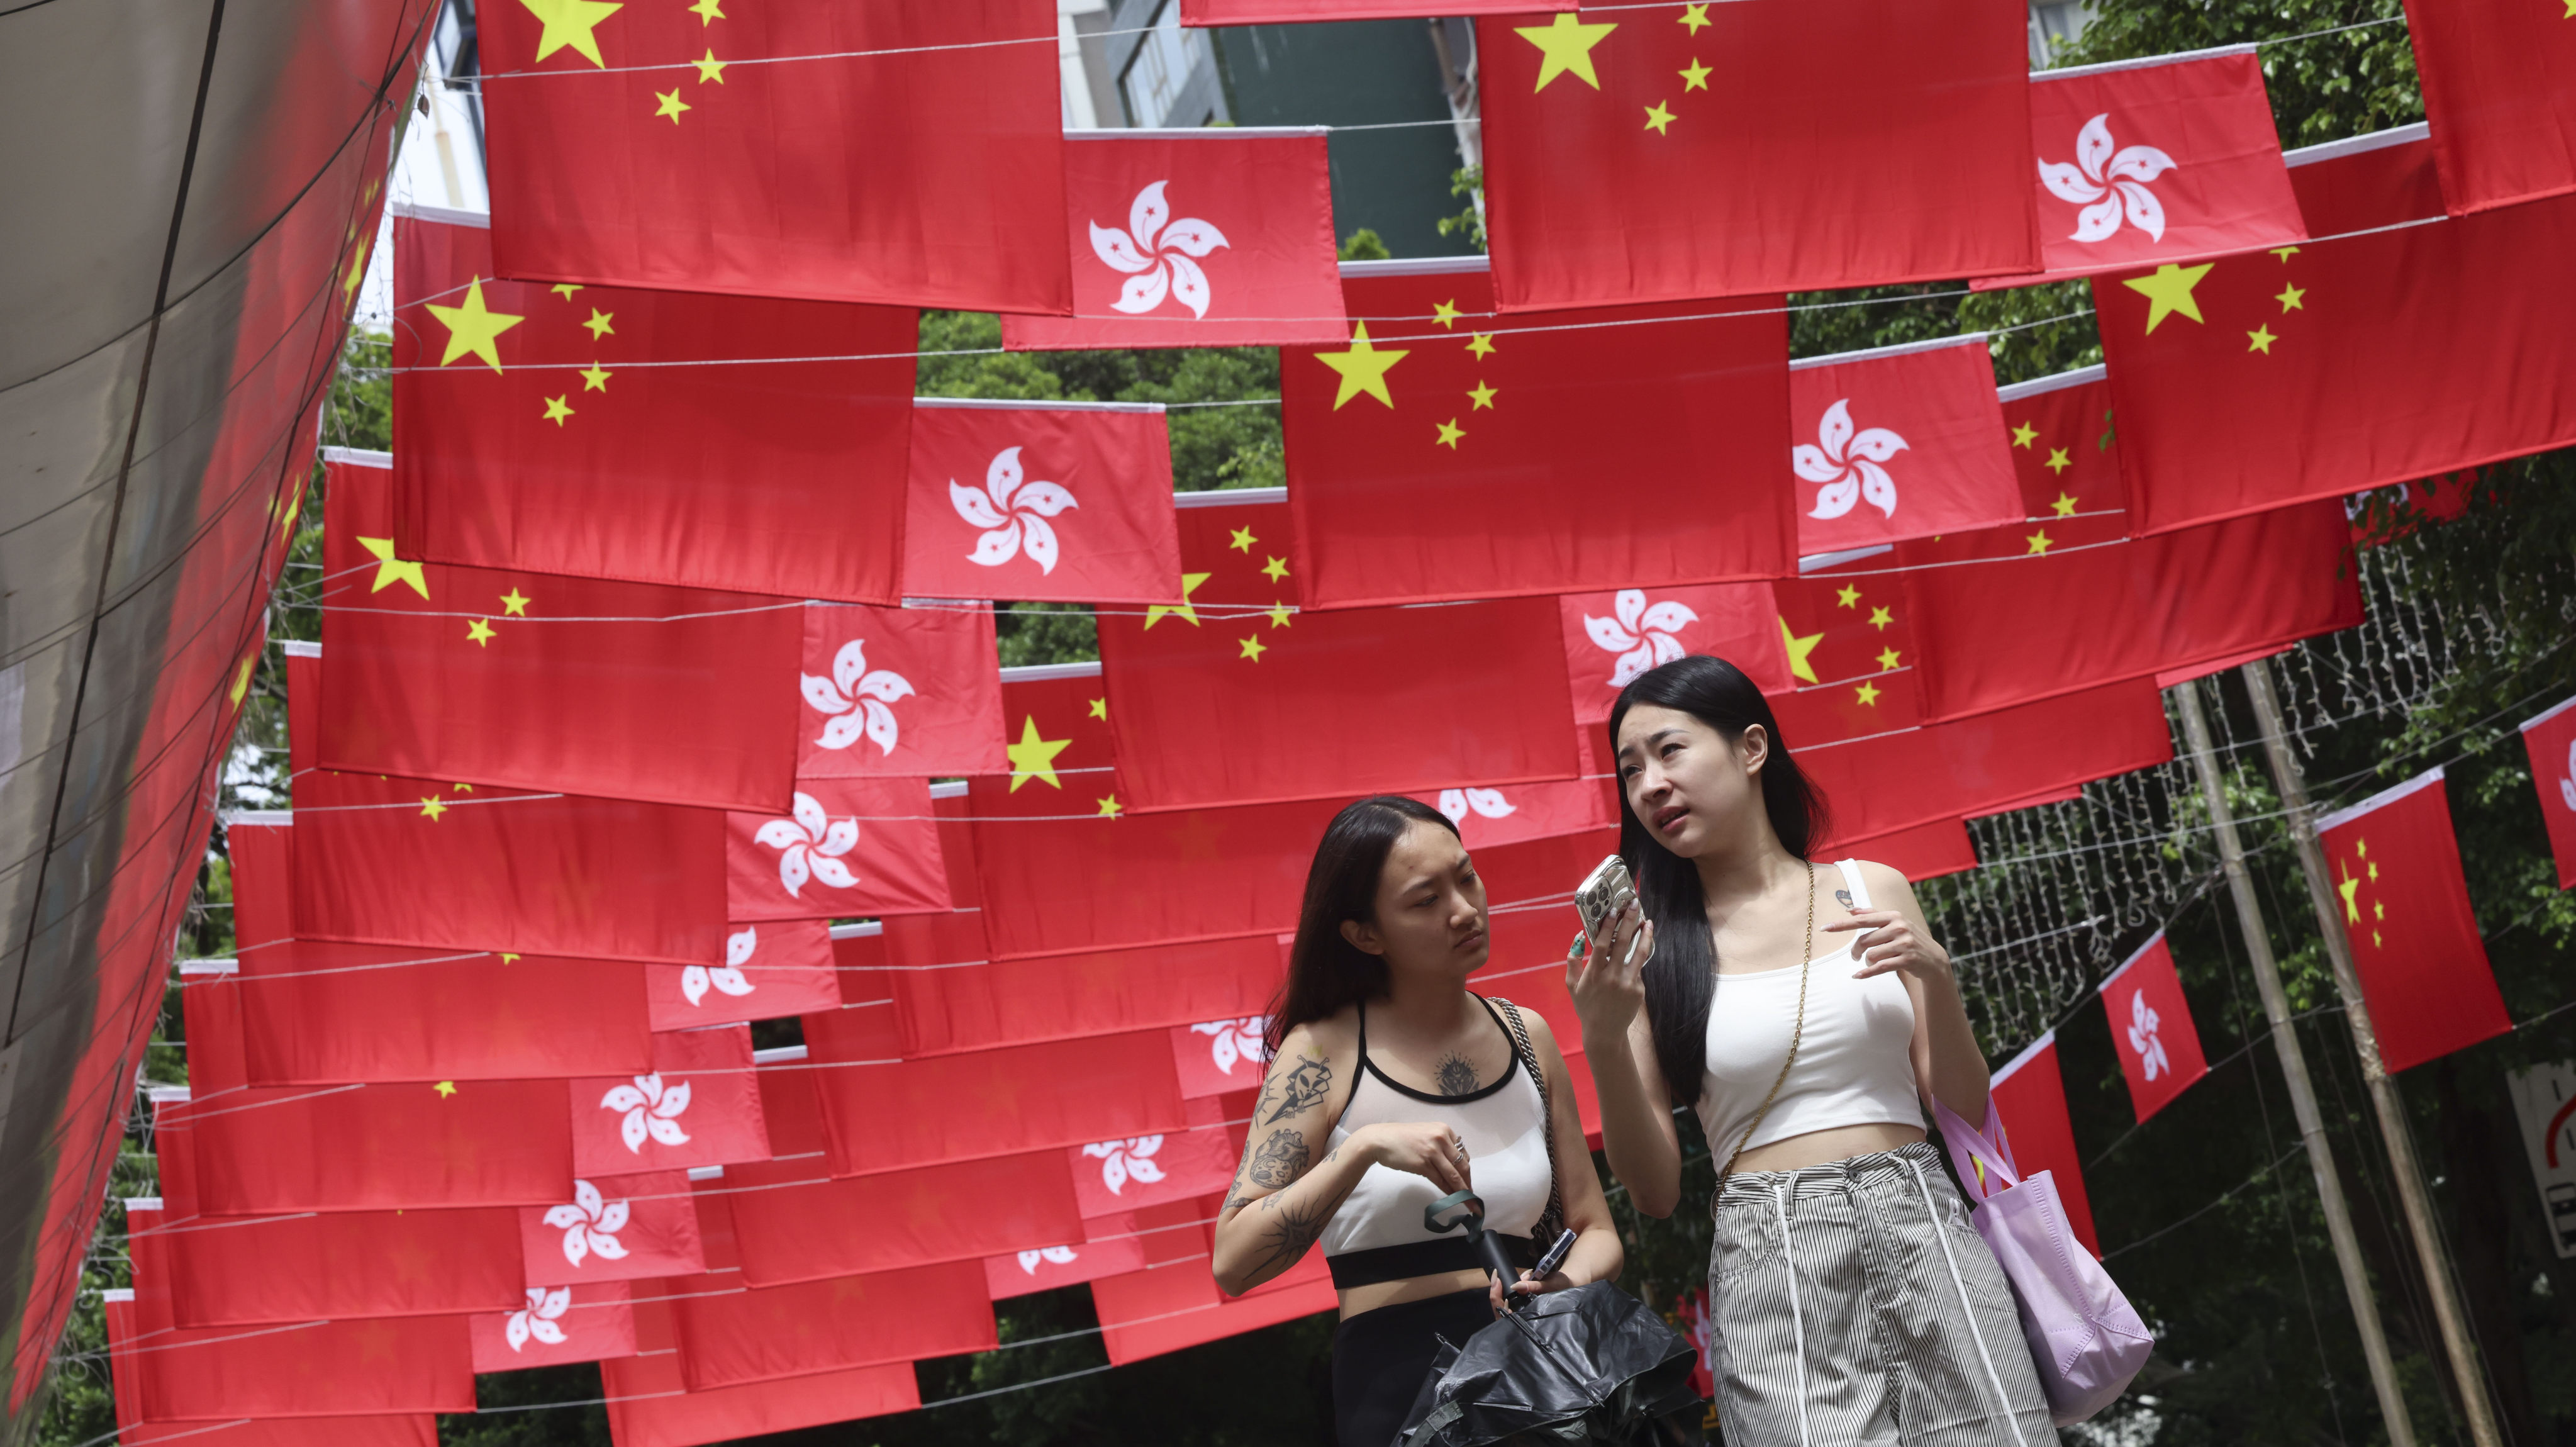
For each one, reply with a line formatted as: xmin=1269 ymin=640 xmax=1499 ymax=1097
xmin=419 ymin=795 xmax=450 ymax=820
xmin=2246 ymin=325 xmax=2277 ymax=355
xmin=693 ymin=48 xmax=727 ymax=82
xmin=1238 ymin=634 xmax=1268 ymax=662
xmin=583 ymin=308 xmax=615 ymax=340
xmin=357 ymin=537 xmax=430 ymax=598
xmin=1096 ymin=795 xmax=1123 ymax=818
xmin=1867 ymin=606 xmax=1893 ymax=631
xmin=1778 ymin=617 xmax=1824 ymax=684
xmin=1875 ymin=647 xmax=1901 ymax=671
xmin=2025 ymin=530 xmax=2054 ymax=556
xmin=1643 ymin=101 xmax=1676 ymax=135
xmin=1516 ymin=13 xmax=1619 ymax=92
xmin=1005 ymin=716 xmax=1072 ymax=791
xmin=499 ymin=588 xmax=531 ymax=617
xmin=1086 ymin=697 xmax=1107 ymax=720
xmin=1680 ymin=57 xmax=1711 ymax=91
xmin=1466 ymin=333 xmax=1496 ymax=359
xmin=579 ymin=362 xmax=611 ymax=391
xmin=341 ymin=235 xmax=371 ymax=301
xmin=2271 ymin=246 xmax=2301 ymax=262
xmin=654 ymin=88 xmax=689 ymax=123
xmin=1678 ymin=3 xmax=1711 ymax=33
xmin=1834 ymin=585 xmax=1861 ymax=608
xmin=1146 ymin=573 xmax=1210 ymax=629
xmin=1261 ymin=556 xmax=1290 ymax=583
xmin=425 ymin=277 xmax=523 ymax=372
xmin=2276 ymin=282 xmax=2306 ymax=311
xmin=2043 ymin=447 xmax=2071 ymax=475
xmin=542 ymin=395 xmax=574 ymax=425
xmin=1266 ymin=602 xmax=1294 ymax=629
xmin=688 ymin=0 xmax=722 ymax=21
xmin=2010 ymin=422 xmax=2038 ymax=449
xmin=1854 ymin=682 xmax=1882 ymax=706
xmin=1435 ymin=418 xmax=1466 ymax=448
xmin=1431 ymin=299 xmax=1461 ymax=328
xmin=2124 ymin=262 xmax=2214 ymax=333
xmin=521 ymin=0 xmax=622 ymax=67
xmin=433 ymin=1080 xmax=458 ymax=1097
xmin=466 ymin=617 xmax=498 ymax=645
xmin=2051 ymin=491 xmax=2078 ymax=517
xmin=1467 ymin=381 xmax=1497 ymax=410
xmin=499 ymin=952 xmax=520 ymax=962
xmin=1317 ymin=321 xmax=1408 ymax=410
xmin=229 ymin=657 xmax=255 ymax=707
xmin=551 ymin=283 xmax=583 ymax=300
xmin=1229 ymin=526 xmax=1257 ymax=552
xmin=2338 ymin=860 xmax=2362 ymax=922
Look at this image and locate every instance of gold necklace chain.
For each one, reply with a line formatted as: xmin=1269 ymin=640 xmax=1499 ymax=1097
xmin=1717 ymin=858 xmax=1815 ymax=1188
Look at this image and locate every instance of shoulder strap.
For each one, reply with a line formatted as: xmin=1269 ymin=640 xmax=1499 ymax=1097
xmin=1834 ymin=857 xmax=1872 ymax=910
xmin=1488 ymin=997 xmax=1566 ymax=1246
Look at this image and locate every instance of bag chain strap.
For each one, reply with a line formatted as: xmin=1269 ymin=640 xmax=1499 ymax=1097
xmin=1492 ymin=997 xmax=1566 ymax=1248
xmin=1715 ymin=859 xmax=1816 ymax=1192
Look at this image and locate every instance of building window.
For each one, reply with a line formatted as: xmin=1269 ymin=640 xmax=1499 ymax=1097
xmin=1121 ymin=2 xmax=1206 ymax=128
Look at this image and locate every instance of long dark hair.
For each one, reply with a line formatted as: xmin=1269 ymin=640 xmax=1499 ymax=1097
xmin=1608 ymin=655 xmax=1830 ymax=1108
xmin=1263 ymin=795 xmax=1460 ymax=1058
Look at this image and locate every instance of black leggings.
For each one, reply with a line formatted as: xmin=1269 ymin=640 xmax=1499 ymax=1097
xmin=1330 ymin=1288 xmax=1498 ymax=1447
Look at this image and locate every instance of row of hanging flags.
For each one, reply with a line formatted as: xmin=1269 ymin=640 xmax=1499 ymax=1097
xmin=103 ymin=0 xmax=2576 ymax=1439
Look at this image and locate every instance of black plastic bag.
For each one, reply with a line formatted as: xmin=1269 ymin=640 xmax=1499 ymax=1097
xmin=1393 ymin=1281 xmax=1705 ymax=1446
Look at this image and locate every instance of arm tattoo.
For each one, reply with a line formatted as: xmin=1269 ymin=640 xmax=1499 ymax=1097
xmin=1435 ymin=1053 xmax=1481 ymax=1097
xmin=1261 ymin=1056 xmax=1332 ymax=1125
xmin=1246 ymin=1192 xmax=1332 ymax=1280
xmin=1246 ymin=1131 xmax=1310 ymax=1189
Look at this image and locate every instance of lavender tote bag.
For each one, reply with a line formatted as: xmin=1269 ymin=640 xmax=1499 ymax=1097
xmin=1933 ymin=1098 xmax=2153 ymax=1425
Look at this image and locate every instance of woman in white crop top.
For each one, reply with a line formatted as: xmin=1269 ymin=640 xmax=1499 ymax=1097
xmin=1209 ymin=796 xmax=1621 ymax=1447
xmin=1569 ymin=655 xmax=2053 ymax=1446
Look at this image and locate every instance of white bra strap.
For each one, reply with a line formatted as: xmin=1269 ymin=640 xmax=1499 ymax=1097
xmin=1833 ymin=858 xmax=1872 ymax=911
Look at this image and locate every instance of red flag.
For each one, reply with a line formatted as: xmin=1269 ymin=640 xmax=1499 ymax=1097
xmin=647 ymin=921 xmax=842 ymax=1032
xmin=1069 ymin=1126 xmax=1238 ymax=1217
xmin=1183 ymin=0 xmax=1568 ymax=19
xmin=1559 ymin=583 xmax=1791 ymax=725
xmin=986 ymin=1234 xmax=1151 ymax=1299
xmin=174 ymin=1073 xmax=574 ymax=1214
xmin=386 ymin=211 xmax=914 ymax=603
xmin=603 ymin=1297 xmax=918 ymax=1447
xmin=318 ymin=457 xmax=805 ymax=811
xmin=2100 ymin=130 xmax=2576 ymax=534
xmin=1283 ymin=260 xmax=1793 ymax=606
xmin=726 ymin=779 xmax=949 ymax=922
xmin=2283 ymin=123 xmax=2446 ymax=237
xmin=2398 ymin=0 xmax=2576 ymax=214
xmin=469 ymin=1282 xmax=638 ymax=1373
xmin=2315 ymin=768 xmax=2516 ymax=1072
xmin=571 ymin=1026 xmax=771 ymax=1178
xmin=103 ymin=1288 xmax=474 ymax=1420
xmin=1476 ymin=0 xmax=2035 ymax=308
xmin=721 ymin=1151 xmax=1083 ymax=1287
xmin=1983 ymin=48 xmax=2306 ymax=288
xmin=1100 ymin=493 xmax=1578 ymax=810
xmin=1172 ymin=1016 xmax=1276 ymax=1100
xmin=793 ymin=601 xmax=1007 ymax=781
xmin=884 ymin=920 xmax=1281 ymax=1057
xmin=1767 ymin=560 xmax=1932 ymax=747
xmin=1092 ymin=1249 xmax=1334 ymax=1365
xmin=668 ymin=1260 xmax=996 ymax=1389
xmin=1416 ymin=778 xmax=1615 ymax=851
xmin=1988 ymin=1034 xmax=2100 ymax=1256
xmin=1819 ymin=816 xmax=1980 ymax=884
xmin=1000 ymin=130 xmax=1347 ymax=350
xmin=522 ymin=1171 xmax=708 ymax=1287
xmin=2519 ymin=695 xmax=2576 ymax=891
xmin=899 ymin=399 xmax=1183 ymax=604
xmin=117 ymin=1422 xmax=434 ymax=1447
xmin=2097 ymin=932 xmax=2210 ymax=1124
xmin=1789 ymin=337 xmax=2021 ymax=554
xmin=133 ymin=1198 xmax=522 ymax=1326
xmin=480 ymin=1 xmax=1068 ymax=313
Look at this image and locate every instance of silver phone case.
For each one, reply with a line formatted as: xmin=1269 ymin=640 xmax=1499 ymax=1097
xmin=1575 ymin=854 xmax=1635 ymax=937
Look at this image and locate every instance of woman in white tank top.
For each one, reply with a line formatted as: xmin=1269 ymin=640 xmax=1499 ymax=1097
xmin=1208 ymin=796 xmax=1622 ymax=1447
xmin=1568 ymin=656 xmax=2053 ymax=1446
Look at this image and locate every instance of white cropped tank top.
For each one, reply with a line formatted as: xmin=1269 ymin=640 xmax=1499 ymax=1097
xmin=1697 ymin=859 xmax=1924 ymax=1157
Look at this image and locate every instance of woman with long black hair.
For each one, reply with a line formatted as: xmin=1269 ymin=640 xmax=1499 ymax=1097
xmin=1569 ymin=655 xmax=2051 ymax=1446
xmin=1210 ymin=795 xmax=1622 ymax=1447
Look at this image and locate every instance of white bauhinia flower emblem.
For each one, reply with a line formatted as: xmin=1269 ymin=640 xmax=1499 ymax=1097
xmin=1090 ymin=180 xmax=1229 ymax=319
xmin=800 ymin=639 xmax=913 ymax=756
xmin=1081 ymin=1136 xmax=1166 ymax=1196
xmin=542 ymin=1179 xmax=632 ymax=1268
xmin=2039 ymin=114 xmax=2177 ymax=245
xmin=1438 ymin=788 xmax=1517 ymax=830
xmin=681 ymin=925 xmax=761 ymax=1009
xmin=601 ymin=1072 xmax=692 ymax=1154
xmin=754 ymin=792 xmax=858 ymax=897
xmin=1795 ymin=399 xmax=1909 ymax=521
xmin=2126 ymin=989 xmax=2170 ymax=1082
xmin=505 ymin=1287 xmax=571 ymax=1352
xmin=2560 ymin=740 xmax=2575 ymax=813
xmin=1189 ymin=1017 xmax=1269 ymax=1076
xmin=1017 ymin=1245 xmax=1079 ymax=1276
xmin=1583 ymin=590 xmax=1700 ymax=687
xmin=952 ymin=447 xmax=1079 ymax=575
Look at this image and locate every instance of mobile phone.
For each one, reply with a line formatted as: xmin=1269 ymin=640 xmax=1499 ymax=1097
xmin=1531 ymin=1227 xmax=1578 ymax=1280
xmin=1575 ymin=854 xmax=1636 ymax=940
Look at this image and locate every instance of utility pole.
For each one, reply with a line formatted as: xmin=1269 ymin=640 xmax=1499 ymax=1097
xmin=2170 ymin=679 xmax=2416 ymax=1447
xmin=2240 ymin=657 xmax=2505 ymax=1447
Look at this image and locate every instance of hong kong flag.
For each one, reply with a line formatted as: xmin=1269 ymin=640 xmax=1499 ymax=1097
xmin=794 ymin=601 xmax=1006 ymax=781
xmin=888 ymin=924 xmax=1283 ymax=1056
xmin=1069 ymin=1126 xmax=1237 ymax=1217
xmin=1982 ymin=47 xmax=2306 ymax=288
xmin=2517 ymin=695 xmax=2576 ymax=890
xmin=1100 ymin=493 xmax=1578 ymax=810
xmin=2097 ymin=933 xmax=2211 ymax=1124
xmin=1415 ymin=778 xmax=1615 ymax=851
xmin=668 ymin=1260 xmax=997 ymax=1389
xmin=726 ymin=779 xmax=949 ymax=922
xmin=2400 ymin=0 xmax=2576 ymax=214
xmin=469 ymin=1282 xmax=638 ymax=1373
xmin=1171 ymin=1016 xmax=1276 ymax=1099
xmin=522 ymin=1171 xmax=708 ymax=1287
xmin=481 ymin=0 xmax=1068 ymax=313
xmin=986 ymin=1234 xmax=1149 ymax=1299
xmin=2099 ymin=129 xmax=2576 ymax=534
xmin=1987 ymin=1034 xmax=2100 ymax=1255
xmin=1476 ymin=0 xmax=2035 ymax=310
xmin=571 ymin=1026 xmax=771 ymax=1177
xmin=1790 ymin=336 xmax=2021 ymax=554
xmin=2315 ymin=768 xmax=2515 ymax=1073
xmin=1559 ymin=583 xmax=1790 ymax=725
xmin=1284 ymin=260 xmax=1792 ymax=606
xmin=319 ymin=455 xmax=804 ymax=812
xmin=645 ymin=921 xmax=842 ymax=1033
xmin=721 ymin=1151 xmax=1083 ymax=1285
xmin=387 ymin=210 xmax=913 ymax=603
xmin=1001 ymin=130 xmax=1347 ymax=350
xmin=899 ymin=399 xmax=1184 ymax=605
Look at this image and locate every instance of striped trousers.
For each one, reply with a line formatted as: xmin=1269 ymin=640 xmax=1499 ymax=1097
xmin=1704 ymin=1141 xmax=2054 ymax=1447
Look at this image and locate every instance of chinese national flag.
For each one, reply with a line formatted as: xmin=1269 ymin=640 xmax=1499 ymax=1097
xmin=2399 ymin=0 xmax=2576 ymax=214
xmin=468 ymin=1282 xmax=638 ymax=1373
xmin=318 ymin=457 xmax=805 ymax=812
xmin=725 ymin=779 xmax=949 ymax=922
xmin=2099 ymin=130 xmax=2576 ymax=534
xmin=1068 ymin=1126 xmax=1238 ymax=1218
xmin=103 ymin=1288 xmax=473 ymax=1421
xmin=180 ymin=1077 xmax=574 ymax=1214
xmin=2518 ymin=695 xmax=2576 ymax=890
xmin=721 ymin=1151 xmax=1083 ymax=1286
xmin=603 ymin=1297 xmax=918 ymax=1447
xmin=2315 ymin=768 xmax=2515 ymax=1072
xmin=387 ymin=211 xmax=914 ymax=603
xmin=1183 ymin=0 xmax=1568 ymax=19
xmin=1987 ymin=1034 xmax=2100 ymax=1256
xmin=667 ymin=1260 xmax=996 ymax=1389
xmin=1283 ymin=260 xmax=1792 ymax=606
xmin=1559 ymin=583 xmax=1790 ymax=725
xmin=883 ymin=918 xmax=1282 ymax=1056
xmin=1171 ymin=1016 xmax=1277 ymax=1099
xmin=646 ymin=920 xmax=842 ymax=1033
xmin=793 ymin=601 xmax=1006 ymax=780
xmin=570 ymin=1026 xmax=772 ymax=1178
xmin=522 ymin=1171 xmax=708 ymax=1287
xmin=480 ymin=0 xmax=1068 ymax=314
xmin=2097 ymin=932 xmax=2211 ymax=1124
xmin=1001 ymin=130 xmax=1347 ymax=350
xmin=1768 ymin=558 xmax=1932 ymax=747
xmin=1100 ymin=494 xmax=1578 ymax=810
xmin=1476 ymin=0 xmax=2035 ymax=309
xmin=1983 ymin=48 xmax=2305 ymax=288
xmin=1789 ymin=337 xmax=2021 ymax=554
xmin=131 ymin=1200 xmax=522 ymax=1326
xmin=986 ymin=1234 xmax=1150 ymax=1299
xmin=899 ymin=400 xmax=1183 ymax=605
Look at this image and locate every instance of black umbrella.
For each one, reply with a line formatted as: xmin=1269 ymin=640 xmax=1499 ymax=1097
xmin=1392 ymin=1193 xmax=1706 ymax=1447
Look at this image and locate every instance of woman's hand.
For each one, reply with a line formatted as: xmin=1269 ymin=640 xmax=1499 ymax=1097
xmin=1353 ymin=1120 xmax=1474 ymax=1195
xmin=1566 ymin=898 xmax=1654 ymax=1051
xmin=1490 ymin=1263 xmax=1579 ymax=1314
xmin=1826 ymin=906 xmax=1954 ymax=985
